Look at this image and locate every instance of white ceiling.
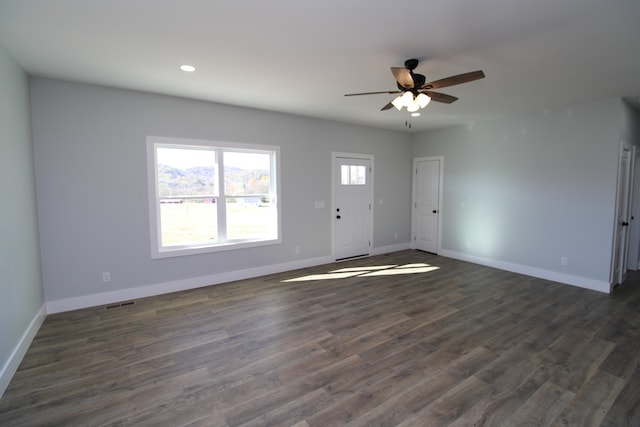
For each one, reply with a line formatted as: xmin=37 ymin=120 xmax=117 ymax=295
xmin=1 ymin=0 xmax=639 ymax=132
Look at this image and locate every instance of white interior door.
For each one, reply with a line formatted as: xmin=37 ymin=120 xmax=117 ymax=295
xmin=613 ymin=141 xmax=634 ymax=286
xmin=412 ymin=157 xmax=442 ymax=254
xmin=334 ymin=156 xmax=372 ymax=260
xmin=627 ymin=148 xmax=640 ymax=271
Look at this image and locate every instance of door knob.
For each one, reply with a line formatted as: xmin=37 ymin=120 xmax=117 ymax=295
xmin=336 ymin=215 xmax=341 ymax=219
xmin=432 ymin=210 xmax=437 ymax=214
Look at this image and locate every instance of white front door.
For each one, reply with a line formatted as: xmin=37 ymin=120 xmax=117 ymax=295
xmin=334 ymin=156 xmax=372 ymax=260
xmin=412 ymin=157 xmax=442 ymax=253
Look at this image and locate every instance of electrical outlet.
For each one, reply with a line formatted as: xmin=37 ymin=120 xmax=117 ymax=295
xmin=102 ymin=272 xmax=111 ymax=283
xmin=561 ymin=257 xmax=568 ymax=266
xmin=295 ymin=246 xmax=301 ymax=254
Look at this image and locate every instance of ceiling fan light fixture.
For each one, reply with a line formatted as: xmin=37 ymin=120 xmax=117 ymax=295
xmin=391 ymin=95 xmax=404 ymax=111
xmin=401 ymin=91 xmax=414 ymax=107
xmin=407 ymin=99 xmax=420 ymax=113
xmin=416 ymin=93 xmax=431 ymax=108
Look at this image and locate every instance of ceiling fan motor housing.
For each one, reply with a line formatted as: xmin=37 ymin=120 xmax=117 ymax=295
xmin=404 ymin=58 xmax=419 ymax=71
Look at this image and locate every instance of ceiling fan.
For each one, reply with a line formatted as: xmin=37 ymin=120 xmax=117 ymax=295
xmin=344 ymin=59 xmax=485 ymax=112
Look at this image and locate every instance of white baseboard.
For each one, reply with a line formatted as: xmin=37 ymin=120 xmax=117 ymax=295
xmin=46 ymin=255 xmax=335 ymax=314
xmin=439 ymin=249 xmax=611 ymax=294
xmin=371 ymin=242 xmax=411 ymax=256
xmin=0 ymin=304 xmax=47 ymax=399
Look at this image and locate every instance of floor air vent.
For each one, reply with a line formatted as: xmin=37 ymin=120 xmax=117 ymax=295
xmin=105 ymin=301 xmax=135 ymax=309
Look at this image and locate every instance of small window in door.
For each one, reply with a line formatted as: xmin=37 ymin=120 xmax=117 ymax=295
xmin=341 ymin=165 xmax=367 ymax=185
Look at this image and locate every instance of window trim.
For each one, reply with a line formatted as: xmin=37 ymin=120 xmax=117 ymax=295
xmin=146 ymin=136 xmax=281 ymax=259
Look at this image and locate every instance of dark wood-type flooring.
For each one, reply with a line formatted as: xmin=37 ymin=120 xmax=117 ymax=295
xmin=1 ymin=250 xmax=640 ymax=426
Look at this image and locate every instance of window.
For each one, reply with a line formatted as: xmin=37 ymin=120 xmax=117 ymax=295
xmin=341 ymin=164 xmax=367 ymax=185
xmin=147 ymin=136 xmax=280 ymax=258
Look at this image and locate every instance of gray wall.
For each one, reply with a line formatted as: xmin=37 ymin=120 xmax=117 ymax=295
xmin=0 ymin=45 xmax=44 ymax=392
xmin=412 ymin=98 xmax=626 ymax=284
xmin=30 ymin=78 xmax=412 ymax=304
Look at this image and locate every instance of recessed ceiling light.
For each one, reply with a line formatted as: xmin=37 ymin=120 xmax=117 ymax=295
xmin=411 ymin=112 xmax=421 ymax=117
xmin=180 ymin=65 xmax=196 ymax=72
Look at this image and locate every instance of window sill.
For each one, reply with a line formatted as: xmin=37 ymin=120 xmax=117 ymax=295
xmin=151 ymin=237 xmax=281 ymax=259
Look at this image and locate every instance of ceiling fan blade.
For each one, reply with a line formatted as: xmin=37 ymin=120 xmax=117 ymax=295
xmin=391 ymin=67 xmax=414 ymax=89
xmin=344 ymin=90 xmax=400 ymax=97
xmin=423 ymin=91 xmax=458 ymax=104
xmin=423 ymin=70 xmax=485 ymax=90
xmin=381 ymin=102 xmax=394 ymax=111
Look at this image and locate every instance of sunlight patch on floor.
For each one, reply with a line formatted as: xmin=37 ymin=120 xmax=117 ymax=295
xmin=331 ymin=265 xmax=397 ymax=272
xmin=282 ymin=263 xmax=440 ymax=282
xmin=283 ymin=271 xmax=363 ymax=282
xmin=359 ymin=266 xmax=440 ymax=277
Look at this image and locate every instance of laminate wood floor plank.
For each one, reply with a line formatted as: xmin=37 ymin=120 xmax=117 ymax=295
xmin=501 ymin=380 xmax=576 ymax=426
xmin=548 ymin=336 xmax=616 ymax=393
xmin=450 ymin=361 xmax=558 ymax=426
xmin=599 ymin=363 xmax=640 ymax=427
xmin=2 ymin=250 xmax=640 ymax=426
xmin=234 ymin=387 xmax=334 ymax=427
xmin=551 ymin=370 xmax=626 ymax=427
xmin=400 ymin=375 xmax=493 ymax=426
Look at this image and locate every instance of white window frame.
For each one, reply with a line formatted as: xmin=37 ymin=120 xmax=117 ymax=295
xmin=146 ymin=136 xmax=281 ymax=259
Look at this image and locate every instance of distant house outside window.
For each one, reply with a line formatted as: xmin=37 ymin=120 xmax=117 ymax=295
xmin=147 ymin=136 xmax=280 ymax=258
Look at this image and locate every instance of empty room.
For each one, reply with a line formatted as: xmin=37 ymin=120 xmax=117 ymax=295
xmin=1 ymin=1 xmax=640 ymax=425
